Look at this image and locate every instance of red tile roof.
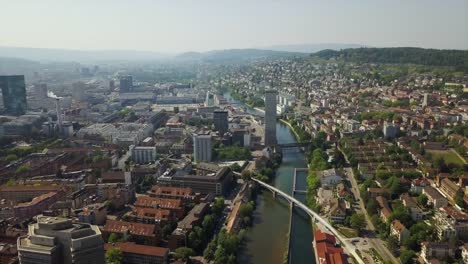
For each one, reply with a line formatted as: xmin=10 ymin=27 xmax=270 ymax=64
xmin=135 ymin=196 xmax=182 ymax=209
xmin=103 ymin=220 xmax=155 ymax=237
xmin=315 ymin=230 xmax=347 ymax=264
xmin=133 ymin=207 xmax=171 ymax=220
xmin=105 ymin=242 xmax=168 ymax=257
xmin=14 ymin=192 xmax=57 ymax=208
xmin=150 ymin=186 xmax=193 ymax=197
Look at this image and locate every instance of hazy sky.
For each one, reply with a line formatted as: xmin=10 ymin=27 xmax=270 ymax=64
xmin=1 ymin=0 xmax=467 ymax=53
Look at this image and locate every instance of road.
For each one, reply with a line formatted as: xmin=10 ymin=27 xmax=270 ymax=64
xmin=344 ymin=167 xmax=400 ymax=264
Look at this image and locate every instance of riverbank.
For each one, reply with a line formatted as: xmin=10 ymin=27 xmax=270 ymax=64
xmin=225 ymin=92 xmax=314 ymax=264
xmin=279 ymin=119 xmax=302 ymax=142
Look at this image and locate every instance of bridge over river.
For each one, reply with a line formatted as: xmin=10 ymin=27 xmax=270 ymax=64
xmin=252 ymin=178 xmax=365 ymax=264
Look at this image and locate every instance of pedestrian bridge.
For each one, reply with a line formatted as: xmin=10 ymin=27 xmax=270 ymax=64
xmin=252 ymin=178 xmax=364 ymax=264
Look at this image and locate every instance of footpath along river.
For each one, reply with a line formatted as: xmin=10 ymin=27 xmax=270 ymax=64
xmin=224 ymin=93 xmax=315 ymax=264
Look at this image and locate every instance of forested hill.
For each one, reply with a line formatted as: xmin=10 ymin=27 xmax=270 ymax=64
xmin=312 ymin=47 xmax=468 ymax=71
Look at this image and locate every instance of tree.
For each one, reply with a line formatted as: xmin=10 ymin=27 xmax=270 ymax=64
xmin=366 ymin=199 xmax=378 ymax=215
xmin=350 ymin=214 xmax=366 ymax=234
xmin=174 ymin=247 xmax=195 ymax=261
xmin=386 ymin=176 xmax=405 ymax=195
xmin=162 ymin=224 xmax=173 ymax=239
xmin=4 ymin=179 xmax=16 ymax=187
xmin=454 ymin=190 xmax=465 ymax=207
xmin=434 ymin=157 xmax=448 ymax=172
xmin=227 ymin=254 xmax=236 ymax=264
xmin=108 ymin=233 xmax=119 ymax=243
xmin=387 ymin=235 xmax=399 ymax=256
xmin=203 ymin=240 xmax=217 ymax=261
xmin=230 ymin=163 xmax=242 ymax=172
xmin=214 ymin=246 xmax=227 ymax=264
xmin=239 ymin=202 xmax=254 ymax=218
xmin=15 ymin=165 xmax=31 ymax=174
xmin=399 ymin=250 xmax=415 ymax=264
xmin=241 ymin=170 xmax=251 ymax=180
xmin=105 ymin=248 xmax=122 ymax=264
xmin=212 ymin=197 xmax=225 ymax=216
xmin=5 ymin=154 xmax=17 ymax=162
xmin=417 ymin=194 xmax=428 ymax=207
xmin=202 ymin=214 xmax=215 ymax=232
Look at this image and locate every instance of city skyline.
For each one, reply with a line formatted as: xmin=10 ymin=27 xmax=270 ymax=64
xmin=1 ymin=0 xmax=467 ymax=53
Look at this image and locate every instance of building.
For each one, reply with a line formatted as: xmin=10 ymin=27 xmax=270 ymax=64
xmin=440 ymin=178 xmax=461 ymax=201
xmin=420 ymin=242 xmax=455 ymax=263
xmin=422 ymin=93 xmax=429 ymax=107
xmin=134 ymin=196 xmax=185 ymax=219
xmin=14 ymin=192 xmax=59 ymax=220
xmin=314 ymin=229 xmax=348 ymax=264
xmin=158 ymin=167 xmax=233 ymax=196
xmin=462 ymin=244 xmax=468 ymax=264
xmin=147 ymin=186 xmax=199 ymax=202
xmin=17 ymin=215 xmax=105 ymax=264
xmin=383 ymin=122 xmax=398 ymax=139
xmin=410 ymin=178 xmax=430 ymax=194
xmin=213 ymin=110 xmax=229 ymax=135
xmin=264 ymin=90 xmax=277 ymax=146
xmin=193 ymin=133 xmax=212 ymax=162
xmin=0 ymin=243 xmax=18 ymax=264
xmin=126 ymin=207 xmax=172 ymax=225
xmin=205 ymin=92 xmax=214 ymax=107
xmin=104 ymin=242 xmax=169 ymax=264
xmin=400 ymin=193 xmax=424 ymax=221
xmin=101 ymin=220 xmax=159 ymax=246
xmin=120 ymin=76 xmax=133 ymax=93
xmin=77 ymin=203 xmax=107 ymax=225
xmin=168 ymin=203 xmax=209 ymax=250
xmin=316 ymin=169 xmax=344 ymax=188
xmin=434 ymin=206 xmax=468 ymax=240
xmin=0 ymin=185 xmax=65 ymax=203
xmin=390 ymin=220 xmax=410 ymax=243
xmin=129 ymin=145 xmax=157 ymax=164
xmin=0 ymin=75 xmax=27 ymax=115
xmin=328 ymin=198 xmax=347 ymax=224
xmin=423 ymin=186 xmax=448 ymax=209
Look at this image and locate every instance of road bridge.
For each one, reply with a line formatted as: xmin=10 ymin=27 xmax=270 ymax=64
xmin=252 ymin=178 xmax=365 ymax=264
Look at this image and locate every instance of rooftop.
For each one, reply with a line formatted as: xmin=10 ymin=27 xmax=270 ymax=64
xmin=104 ymin=242 xmax=168 ymax=257
xmin=103 ymin=220 xmax=155 ymax=237
xmin=134 ymin=196 xmax=183 ymax=209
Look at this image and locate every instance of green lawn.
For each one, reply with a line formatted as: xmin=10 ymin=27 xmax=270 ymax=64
xmin=338 ymin=227 xmax=358 ymax=238
xmin=427 ymin=149 xmax=466 ymax=165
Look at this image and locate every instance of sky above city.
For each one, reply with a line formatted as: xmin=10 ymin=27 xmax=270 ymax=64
xmin=1 ymin=0 xmax=467 ymax=53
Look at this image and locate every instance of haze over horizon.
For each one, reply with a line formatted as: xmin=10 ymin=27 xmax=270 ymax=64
xmin=1 ymin=0 xmax=467 ymax=53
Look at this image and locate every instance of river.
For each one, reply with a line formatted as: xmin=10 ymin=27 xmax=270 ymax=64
xmin=224 ymin=93 xmax=315 ymax=264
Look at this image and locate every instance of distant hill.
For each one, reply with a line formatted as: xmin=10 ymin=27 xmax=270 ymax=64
xmin=176 ymin=49 xmax=306 ymax=63
xmin=260 ymin=43 xmax=366 ymax=53
xmin=312 ymin=47 xmax=468 ymax=71
xmin=0 ymin=46 xmax=168 ymax=62
xmin=0 ymin=46 xmax=306 ymax=63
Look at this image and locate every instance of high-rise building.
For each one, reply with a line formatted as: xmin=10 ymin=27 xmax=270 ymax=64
xmin=213 ymin=110 xmax=229 ymax=135
xmin=383 ymin=122 xmax=398 ymax=139
xmin=0 ymin=75 xmax=27 ymax=115
xmin=17 ymin=215 xmax=105 ymax=264
xmin=109 ymin=80 xmax=115 ymax=91
xmin=264 ymin=90 xmax=277 ymax=146
xmin=120 ymin=75 xmax=133 ymax=93
xmin=34 ymin=83 xmax=48 ymax=99
xmin=422 ymin=93 xmax=429 ymax=107
xmin=205 ymin=92 xmax=214 ymax=107
xmin=129 ymin=145 xmax=157 ymax=164
xmin=193 ymin=133 xmax=212 ymax=162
